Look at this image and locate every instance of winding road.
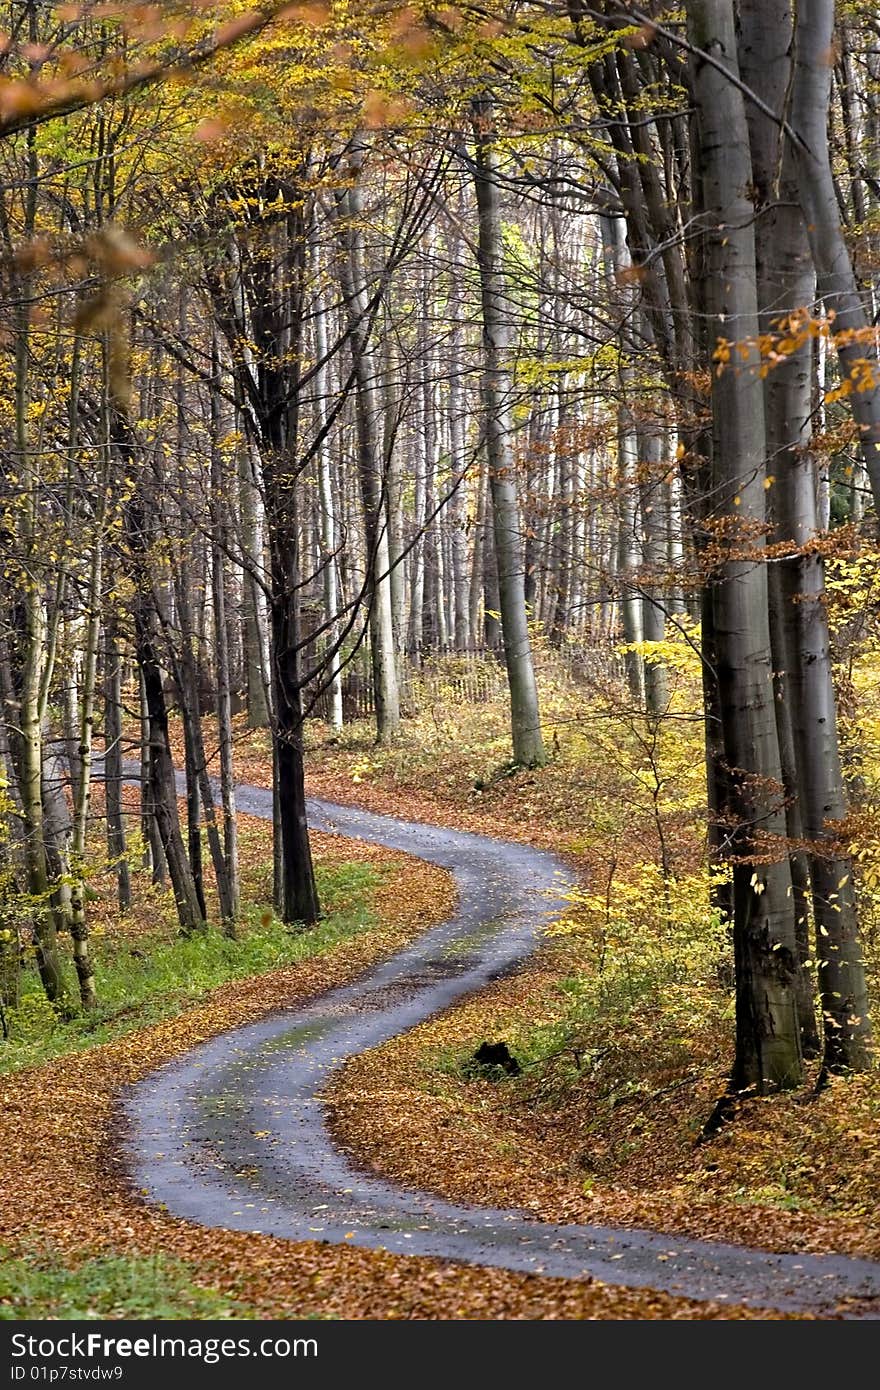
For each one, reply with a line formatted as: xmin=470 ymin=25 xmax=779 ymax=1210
xmin=121 ymin=777 xmax=880 ymax=1317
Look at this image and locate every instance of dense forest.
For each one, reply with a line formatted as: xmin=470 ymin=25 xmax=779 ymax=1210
xmin=1 ymin=0 xmax=879 ymax=1323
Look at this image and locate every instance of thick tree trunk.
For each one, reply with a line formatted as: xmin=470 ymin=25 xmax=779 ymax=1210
xmin=743 ymin=0 xmax=871 ymax=1073
xmin=472 ymin=98 xmax=546 ymax=767
xmin=792 ymin=0 xmax=880 ymax=511
xmin=689 ymin=0 xmax=802 ymax=1092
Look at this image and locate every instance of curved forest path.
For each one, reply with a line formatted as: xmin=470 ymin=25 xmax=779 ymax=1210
xmin=121 ymin=776 xmax=880 ymax=1317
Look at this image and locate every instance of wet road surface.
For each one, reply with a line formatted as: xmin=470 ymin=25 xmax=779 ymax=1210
xmin=120 ymin=776 xmax=880 ymax=1317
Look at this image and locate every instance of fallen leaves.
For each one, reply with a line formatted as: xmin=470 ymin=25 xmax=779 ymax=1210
xmin=326 ymin=942 xmax=880 ymax=1267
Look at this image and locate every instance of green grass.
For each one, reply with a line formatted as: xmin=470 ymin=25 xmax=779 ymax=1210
xmin=0 ymin=858 xmax=382 ymax=1076
xmin=0 ymin=1247 xmax=256 ymax=1320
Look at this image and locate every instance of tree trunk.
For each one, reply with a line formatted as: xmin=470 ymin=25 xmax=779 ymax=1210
xmin=743 ymin=0 xmax=871 ymax=1073
xmin=210 ymin=340 xmax=240 ymax=929
xmin=472 ymin=98 xmax=546 ymax=768
xmin=792 ymin=0 xmax=880 ymax=512
xmin=115 ymin=403 xmax=204 ymax=934
xmin=104 ymin=623 xmax=131 ymax=912
xmin=312 ymin=232 xmax=344 ymax=728
xmin=689 ymin=0 xmax=802 ymax=1092
xmin=67 ymin=438 xmax=105 ymax=1009
xmin=333 ymin=147 xmax=401 ymax=740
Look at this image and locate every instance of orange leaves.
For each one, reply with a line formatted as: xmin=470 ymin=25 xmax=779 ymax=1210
xmin=826 ymin=358 xmax=878 ymax=405
xmin=712 ymin=310 xmax=880 ymax=406
xmin=191 ymin=115 xmax=230 ymax=143
xmin=0 ymin=80 xmax=45 ymax=118
xmin=361 ymin=88 xmax=413 ymax=129
xmin=615 ymin=263 xmax=648 ymax=287
xmin=278 ymin=0 xmax=330 ymax=26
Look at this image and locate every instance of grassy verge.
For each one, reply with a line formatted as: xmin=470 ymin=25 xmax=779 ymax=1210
xmin=0 ymin=1247 xmax=262 ymax=1320
xmin=1 ymin=852 xmax=381 ymax=1077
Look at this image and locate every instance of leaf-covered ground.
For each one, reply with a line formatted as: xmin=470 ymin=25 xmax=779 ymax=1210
xmin=220 ymin=692 xmax=880 ymax=1270
xmin=84 ymin=683 xmax=878 ymax=1317
xmin=0 ymin=823 xmax=769 ymax=1319
xmin=325 ymin=948 xmax=880 ymax=1263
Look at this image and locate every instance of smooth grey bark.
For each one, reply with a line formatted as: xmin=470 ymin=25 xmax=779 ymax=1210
xmin=791 ymin=0 xmax=880 ymax=511
xmin=13 ymin=151 xmax=67 ymax=1004
xmin=226 ymin=248 xmax=271 ymax=730
xmin=381 ymin=316 xmax=406 ymax=658
xmin=406 ymin=356 xmax=428 ymax=660
xmin=447 ymin=227 xmax=472 ymax=653
xmin=741 ymin=0 xmax=820 ymax=1058
xmin=468 ymin=455 xmax=488 ymax=647
xmin=689 ymin=0 xmax=802 ymax=1092
xmin=472 ymin=98 xmax=546 ymax=767
xmin=598 ymin=209 xmax=644 ymax=701
xmin=742 ymin=0 xmax=872 ymax=1073
xmin=62 ymin=639 xmax=81 ymax=811
xmin=312 ymin=232 xmax=344 ymax=728
xmin=617 ymin=418 xmax=645 ymax=704
xmin=67 ymin=425 xmax=106 ymax=1009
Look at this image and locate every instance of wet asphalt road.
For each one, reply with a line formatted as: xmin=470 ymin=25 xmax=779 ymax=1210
xmin=120 ymin=773 xmax=880 ymax=1317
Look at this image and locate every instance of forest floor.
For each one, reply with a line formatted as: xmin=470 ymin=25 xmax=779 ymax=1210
xmin=190 ymin=661 xmax=880 ymax=1271
xmin=6 ymin=658 xmax=879 ymax=1319
xmin=1 ymin=807 xmax=767 ymax=1319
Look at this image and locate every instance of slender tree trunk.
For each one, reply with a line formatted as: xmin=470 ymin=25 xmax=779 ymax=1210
xmin=637 ymin=423 xmax=669 ymax=717
xmin=67 ymin=433 xmax=106 ymax=1009
xmin=104 ymin=622 xmax=131 ymax=912
xmin=312 ymin=232 xmax=344 ymax=728
xmin=333 ymin=149 xmax=401 ymax=740
xmin=382 ymin=309 xmax=406 ymax=657
xmin=210 ymin=340 xmax=240 ymax=929
xmin=617 ymin=417 xmax=645 ymax=704
xmin=115 ymin=403 xmax=204 ymax=934
xmin=448 ymin=232 xmax=472 ymax=653
xmin=14 ymin=150 xmax=67 ymax=1004
xmin=472 ymin=98 xmax=546 ymax=767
